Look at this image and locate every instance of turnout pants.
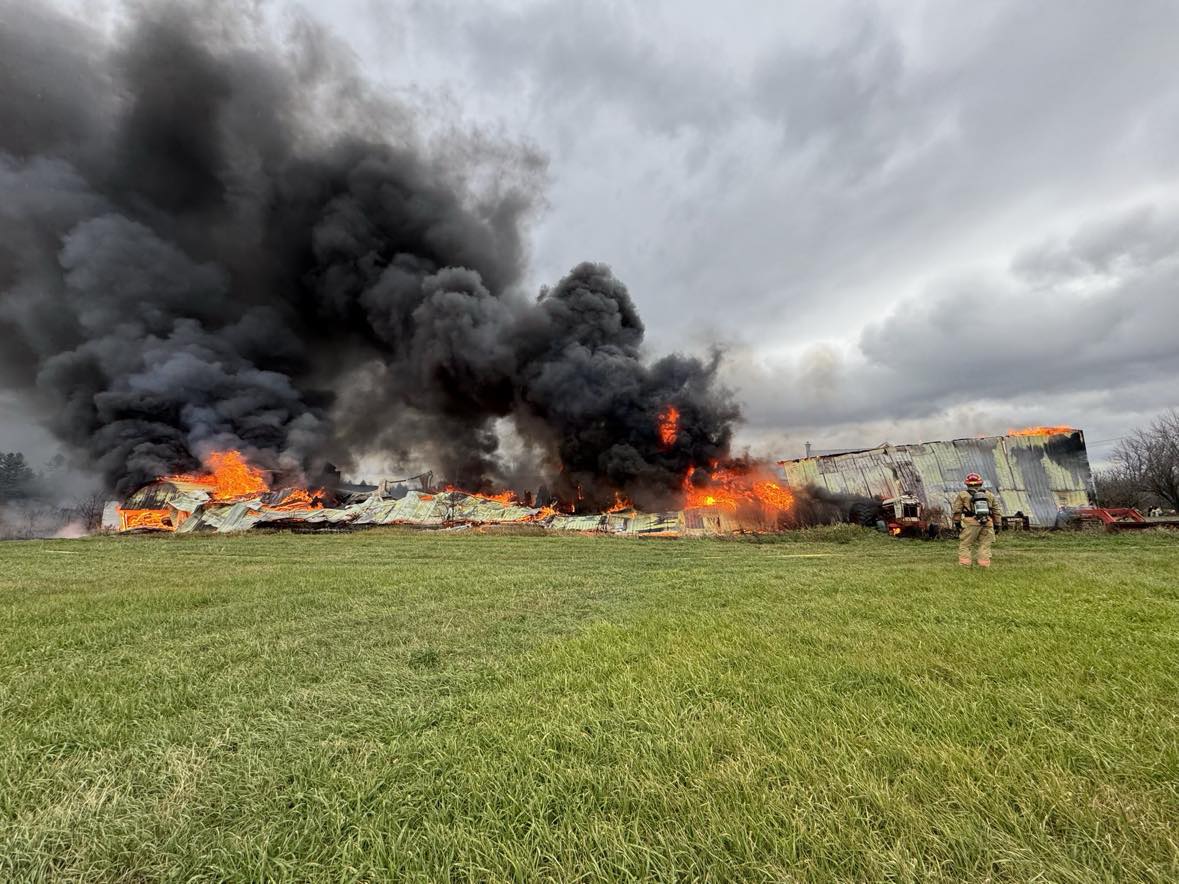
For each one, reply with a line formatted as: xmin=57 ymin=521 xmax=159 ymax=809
xmin=958 ymin=521 xmax=995 ymax=565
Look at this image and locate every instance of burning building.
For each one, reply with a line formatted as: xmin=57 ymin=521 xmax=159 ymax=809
xmin=778 ymin=428 xmax=1094 ymax=528
xmin=104 ymin=451 xmax=325 ymax=533
xmin=100 ymin=449 xmax=803 ymax=537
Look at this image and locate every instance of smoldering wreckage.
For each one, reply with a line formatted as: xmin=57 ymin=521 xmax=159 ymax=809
xmin=2 ymin=5 xmax=1105 ymax=540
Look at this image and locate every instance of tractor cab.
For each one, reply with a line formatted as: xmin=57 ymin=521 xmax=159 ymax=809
xmin=880 ymin=493 xmax=930 ymax=538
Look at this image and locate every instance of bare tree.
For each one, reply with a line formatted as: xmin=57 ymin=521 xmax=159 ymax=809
xmin=1112 ymin=409 xmax=1179 ymax=511
xmin=1093 ymin=465 xmax=1147 ymax=509
xmin=72 ymin=491 xmax=109 ymax=532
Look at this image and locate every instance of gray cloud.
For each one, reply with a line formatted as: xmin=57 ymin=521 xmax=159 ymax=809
xmin=728 ymin=202 xmax=1179 ymax=461
xmin=859 ymin=204 xmax=1179 ymax=407
xmin=750 ymin=10 xmax=917 ymax=182
xmin=455 ymin=2 xmax=739 ymax=140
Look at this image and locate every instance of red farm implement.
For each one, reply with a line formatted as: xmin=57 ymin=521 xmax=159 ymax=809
xmin=1064 ymin=507 xmax=1156 ymax=530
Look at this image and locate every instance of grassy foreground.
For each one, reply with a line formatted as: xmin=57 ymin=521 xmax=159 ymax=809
xmin=1 ymin=528 xmax=1177 ymax=882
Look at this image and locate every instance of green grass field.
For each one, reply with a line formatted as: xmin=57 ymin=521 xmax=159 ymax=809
xmin=1 ymin=528 xmax=1177 ymax=882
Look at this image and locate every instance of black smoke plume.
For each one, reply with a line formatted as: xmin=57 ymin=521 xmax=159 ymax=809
xmin=0 ymin=2 xmax=738 ymax=505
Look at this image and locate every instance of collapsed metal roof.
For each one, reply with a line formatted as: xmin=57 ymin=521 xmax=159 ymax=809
xmin=103 ymin=487 xmax=779 ymax=537
xmin=779 ymin=430 xmax=1093 ymax=527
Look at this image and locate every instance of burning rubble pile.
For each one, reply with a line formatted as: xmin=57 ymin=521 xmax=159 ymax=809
xmin=108 ymin=451 xmax=325 ymax=533
xmin=103 ymin=449 xmax=806 ymax=537
xmin=101 ymin=374 xmax=814 ymax=537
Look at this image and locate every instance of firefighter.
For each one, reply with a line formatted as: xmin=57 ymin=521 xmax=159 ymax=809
xmin=953 ymin=473 xmax=1001 ymax=567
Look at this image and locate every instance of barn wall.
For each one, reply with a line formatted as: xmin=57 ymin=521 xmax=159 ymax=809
xmin=780 ymin=431 xmax=1093 ymax=527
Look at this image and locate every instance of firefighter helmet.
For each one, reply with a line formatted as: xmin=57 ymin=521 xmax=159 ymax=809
xmin=964 ymin=472 xmax=983 ymax=487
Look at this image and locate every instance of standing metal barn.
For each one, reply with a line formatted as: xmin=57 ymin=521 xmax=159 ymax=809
xmin=779 ymin=430 xmax=1093 ymax=528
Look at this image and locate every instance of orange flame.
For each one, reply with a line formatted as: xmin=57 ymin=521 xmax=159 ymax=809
xmin=117 ymin=508 xmax=176 ymax=531
xmin=267 ymin=488 xmax=322 ymax=511
xmin=119 ymin=448 xmax=801 ymax=535
xmin=606 ymin=492 xmax=633 ymax=513
xmin=170 ymin=450 xmax=268 ymax=500
xmin=657 ymin=405 xmax=680 ymax=449
xmin=1008 ymin=425 xmax=1076 ymax=437
xmin=118 ymin=450 xmax=325 ymax=531
xmin=682 ymin=462 xmax=795 ymax=512
xmin=445 ymin=486 xmax=517 ymax=505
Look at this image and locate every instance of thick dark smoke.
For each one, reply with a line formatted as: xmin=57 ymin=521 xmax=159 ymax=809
xmin=790 ymin=486 xmax=885 ymax=528
xmin=0 ymin=1 xmax=738 ymax=504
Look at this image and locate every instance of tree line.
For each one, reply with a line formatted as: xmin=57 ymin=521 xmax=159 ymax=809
xmin=0 ymin=452 xmax=106 ymax=538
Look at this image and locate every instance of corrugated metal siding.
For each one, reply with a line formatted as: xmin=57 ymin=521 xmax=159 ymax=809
xmin=780 ymin=431 xmax=1093 ymax=527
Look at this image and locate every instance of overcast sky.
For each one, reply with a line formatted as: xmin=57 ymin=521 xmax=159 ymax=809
xmin=8 ymin=0 xmax=1179 ymax=466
